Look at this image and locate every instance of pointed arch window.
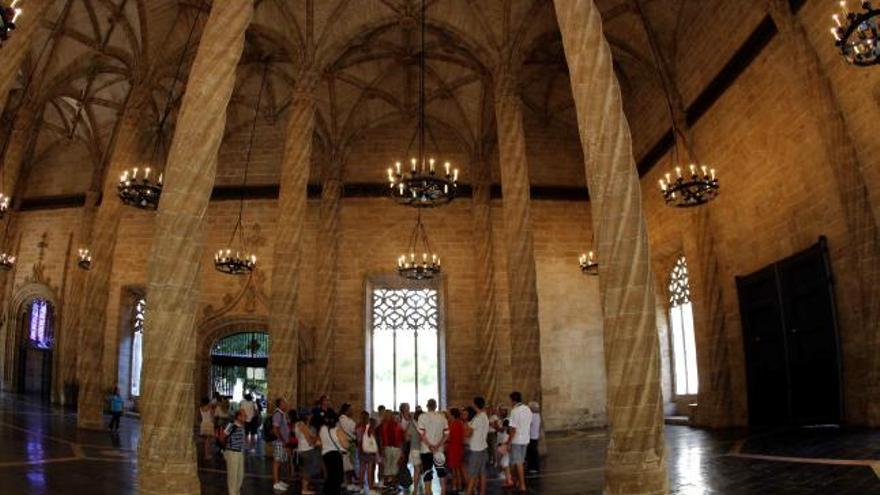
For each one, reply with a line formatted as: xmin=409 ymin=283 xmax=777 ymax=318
xmin=130 ymin=298 xmax=146 ymax=397
xmin=669 ymin=256 xmax=698 ymax=396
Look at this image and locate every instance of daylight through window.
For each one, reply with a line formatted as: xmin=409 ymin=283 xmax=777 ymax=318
xmin=130 ymin=298 xmax=146 ymax=397
xmin=370 ymin=288 xmax=440 ymax=410
xmin=669 ymin=256 xmax=698 ymax=396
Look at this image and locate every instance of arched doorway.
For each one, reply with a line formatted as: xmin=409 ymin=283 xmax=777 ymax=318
xmin=17 ymin=298 xmax=55 ymax=400
xmin=210 ymin=331 xmax=269 ymax=403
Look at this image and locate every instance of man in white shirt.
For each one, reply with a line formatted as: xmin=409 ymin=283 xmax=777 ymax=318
xmin=417 ymin=398 xmax=449 ymax=495
xmin=466 ymin=397 xmax=490 ymax=495
xmin=506 ymin=391 xmax=533 ymax=492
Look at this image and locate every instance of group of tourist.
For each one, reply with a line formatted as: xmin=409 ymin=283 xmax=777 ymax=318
xmin=205 ymin=391 xmax=542 ymax=495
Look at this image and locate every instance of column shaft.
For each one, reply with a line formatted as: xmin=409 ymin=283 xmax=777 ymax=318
xmin=137 ymin=2 xmax=251 ymax=493
xmin=75 ymin=83 xmax=151 ymax=429
xmin=312 ymin=158 xmax=342 ymax=398
xmin=494 ymin=79 xmax=542 ymax=403
xmin=267 ymin=80 xmax=317 ymax=405
xmin=471 ymin=159 xmax=502 ymax=405
xmin=554 ymin=1 xmax=667 ymax=493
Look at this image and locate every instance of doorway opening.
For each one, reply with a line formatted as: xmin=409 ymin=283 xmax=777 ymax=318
xmin=17 ymin=298 xmax=55 ymax=400
xmin=210 ymin=331 xmax=268 ymax=403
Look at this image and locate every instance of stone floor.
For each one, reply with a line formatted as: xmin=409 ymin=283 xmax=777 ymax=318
xmin=1 ymin=393 xmax=879 ymax=494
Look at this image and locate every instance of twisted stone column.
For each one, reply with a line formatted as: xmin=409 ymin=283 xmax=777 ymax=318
xmin=137 ymin=2 xmax=251 ymax=493
xmin=471 ymin=157 xmax=502 ymax=405
xmin=312 ymin=154 xmax=342 ymax=398
xmin=493 ymin=72 xmax=542 ymax=403
xmin=769 ymin=0 xmax=880 ymax=426
xmin=267 ymin=76 xmax=318 ymax=405
xmin=554 ymin=1 xmax=667 ymax=493
xmin=0 ymin=0 xmax=52 ymax=111
xmin=59 ymin=191 xmax=98 ymax=392
xmin=76 ymin=82 xmax=152 ymax=430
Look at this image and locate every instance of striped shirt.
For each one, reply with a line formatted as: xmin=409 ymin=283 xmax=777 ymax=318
xmin=224 ymin=422 xmax=245 ymax=452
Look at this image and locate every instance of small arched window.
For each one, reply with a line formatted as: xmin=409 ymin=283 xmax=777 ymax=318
xmin=130 ymin=298 xmax=146 ymax=397
xmin=669 ymin=257 xmax=698 ymax=396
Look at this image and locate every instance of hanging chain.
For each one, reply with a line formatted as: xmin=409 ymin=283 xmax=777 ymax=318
xmin=229 ymin=61 xmax=270 ymax=249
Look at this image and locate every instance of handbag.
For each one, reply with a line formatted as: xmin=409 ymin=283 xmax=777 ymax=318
xmin=362 ymin=426 xmax=379 ymax=454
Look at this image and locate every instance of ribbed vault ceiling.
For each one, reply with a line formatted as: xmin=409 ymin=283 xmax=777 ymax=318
xmin=8 ymin=0 xmax=705 ymax=192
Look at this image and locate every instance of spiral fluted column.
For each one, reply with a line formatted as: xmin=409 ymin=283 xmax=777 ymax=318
xmin=267 ymin=76 xmax=318 ymax=405
xmin=312 ymin=155 xmax=342 ymax=398
xmin=137 ymin=2 xmax=251 ymax=493
xmin=471 ymin=157 xmax=502 ymax=405
xmin=554 ymin=1 xmax=667 ymax=493
xmin=75 ymin=83 xmax=151 ymax=430
xmin=769 ymin=0 xmax=880 ymax=426
xmin=493 ymin=73 xmax=542 ymax=403
xmin=0 ymin=0 xmax=52 ymax=111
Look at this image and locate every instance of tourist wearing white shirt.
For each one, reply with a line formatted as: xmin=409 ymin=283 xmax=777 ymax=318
xmin=417 ymin=399 xmax=449 ymax=495
xmin=506 ymin=391 xmax=533 ymax=492
xmin=466 ymin=397 xmax=490 ymax=495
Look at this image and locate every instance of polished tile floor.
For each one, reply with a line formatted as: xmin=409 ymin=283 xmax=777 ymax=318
xmin=1 ymin=393 xmax=879 ymax=494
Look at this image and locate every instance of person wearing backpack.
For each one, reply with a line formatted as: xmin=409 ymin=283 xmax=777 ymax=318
xmin=270 ymin=397 xmax=291 ymax=492
xmin=220 ymin=409 xmax=247 ymax=495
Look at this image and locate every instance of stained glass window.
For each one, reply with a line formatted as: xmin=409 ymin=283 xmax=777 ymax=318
xmin=130 ymin=298 xmax=146 ymax=397
xmin=668 ymin=257 xmax=698 ymax=396
xmin=27 ymin=299 xmax=53 ymax=349
xmin=371 ymin=288 xmax=440 ymax=410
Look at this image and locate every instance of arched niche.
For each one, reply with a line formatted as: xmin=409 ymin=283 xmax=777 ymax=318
xmin=5 ymin=280 xmax=60 ymax=403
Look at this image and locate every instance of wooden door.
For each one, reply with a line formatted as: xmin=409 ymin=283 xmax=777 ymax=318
xmin=736 ymin=238 xmax=842 ymax=426
xmin=777 ymin=239 xmax=841 ymax=425
xmin=737 ymin=266 xmax=789 ymax=427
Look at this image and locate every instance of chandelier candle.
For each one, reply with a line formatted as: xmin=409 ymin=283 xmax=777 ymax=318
xmin=831 ymin=1 xmax=880 ymax=65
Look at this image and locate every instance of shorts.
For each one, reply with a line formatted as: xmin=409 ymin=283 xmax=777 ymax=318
xmin=273 ymin=441 xmax=288 ymax=462
xmin=509 ymin=444 xmax=527 ymax=465
xmin=244 ymin=418 xmax=258 ymax=435
xmin=298 ymin=448 xmax=322 ymax=478
xmin=383 ymin=447 xmax=401 ymax=476
xmin=420 ymin=452 xmax=447 ymax=481
xmin=467 ymin=449 xmax=489 ymax=477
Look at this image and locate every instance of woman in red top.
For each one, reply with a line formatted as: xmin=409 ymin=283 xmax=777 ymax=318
xmin=446 ymin=408 xmax=466 ymax=492
xmin=377 ymin=410 xmax=405 ymax=488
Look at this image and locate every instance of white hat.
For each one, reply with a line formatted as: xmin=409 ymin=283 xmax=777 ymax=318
xmin=433 ymin=452 xmax=446 ymax=467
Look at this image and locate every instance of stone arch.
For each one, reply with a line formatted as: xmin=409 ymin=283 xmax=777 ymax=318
xmin=5 ymin=280 xmax=60 ymax=401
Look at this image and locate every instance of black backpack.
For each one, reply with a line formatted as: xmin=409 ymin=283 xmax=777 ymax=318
xmin=263 ymin=413 xmax=277 ymax=442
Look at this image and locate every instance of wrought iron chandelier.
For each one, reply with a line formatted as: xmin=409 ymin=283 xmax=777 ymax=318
xmin=0 ymin=251 xmax=14 ymax=270
xmin=0 ymin=1 xmax=21 ymax=44
xmin=647 ymin=36 xmax=719 ymax=207
xmin=117 ymin=5 xmax=201 ymax=210
xmin=579 ymin=251 xmax=599 ymax=276
xmin=385 ymin=0 xmax=458 ymax=207
xmin=77 ymin=248 xmax=91 ymax=270
xmin=397 ymin=211 xmax=440 ymax=280
xmin=213 ymin=63 xmax=268 ymax=276
xmin=832 ymin=1 xmax=880 ymax=66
